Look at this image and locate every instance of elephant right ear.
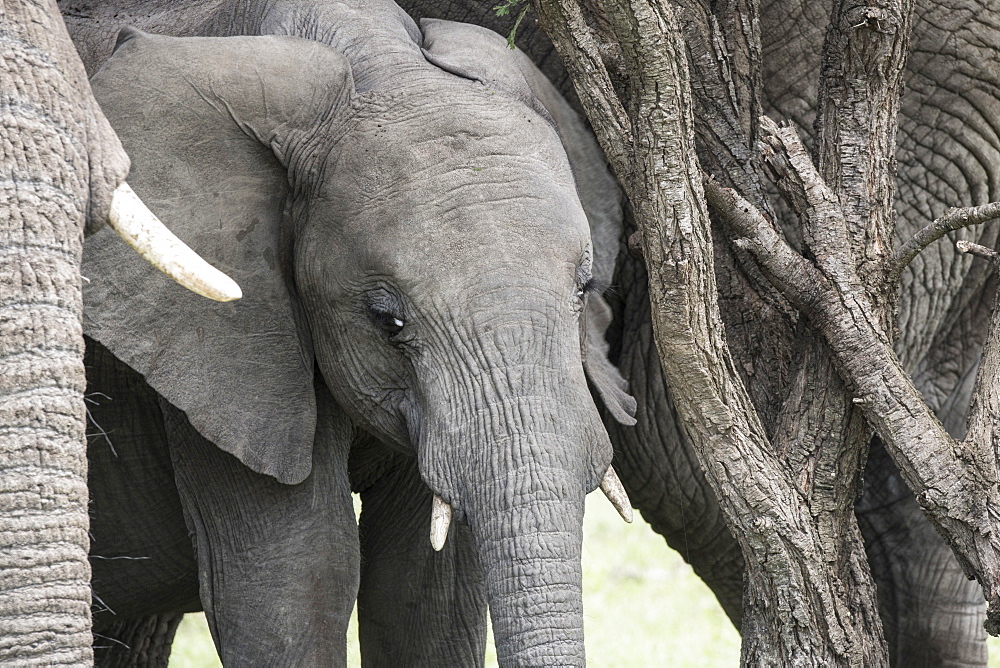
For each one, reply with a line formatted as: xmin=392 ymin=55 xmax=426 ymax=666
xmin=582 ymin=292 xmax=637 ymax=426
xmin=84 ymin=30 xmax=355 ymax=484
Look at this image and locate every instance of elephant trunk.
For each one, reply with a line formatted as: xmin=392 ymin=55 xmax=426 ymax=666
xmin=414 ymin=311 xmax=619 ymax=665
xmin=464 ymin=459 xmax=587 ymax=666
xmin=419 ymin=389 xmax=607 ymax=666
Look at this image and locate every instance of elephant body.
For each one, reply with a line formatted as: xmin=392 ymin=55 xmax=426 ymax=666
xmin=86 ymin=339 xmax=360 ymax=664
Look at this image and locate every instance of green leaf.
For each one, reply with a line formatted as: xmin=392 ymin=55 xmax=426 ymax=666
xmin=492 ymin=0 xmax=532 ymax=49
xmin=506 ymin=4 xmax=531 ymax=50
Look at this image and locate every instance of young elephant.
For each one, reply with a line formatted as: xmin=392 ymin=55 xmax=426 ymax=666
xmin=83 ymin=13 xmax=632 ymax=667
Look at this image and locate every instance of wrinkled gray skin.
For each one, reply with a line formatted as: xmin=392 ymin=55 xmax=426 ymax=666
xmin=387 ymin=1 xmax=994 ymax=666
xmin=62 ymin=0 xmax=994 ymax=665
xmin=70 ymin=3 xmax=633 ymax=666
xmin=0 ymin=1 xmax=130 ymax=664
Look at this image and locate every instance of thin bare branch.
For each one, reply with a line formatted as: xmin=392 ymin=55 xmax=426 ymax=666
xmin=956 ymin=239 xmax=1000 ymax=265
xmin=886 ymin=203 xmax=1000 ymax=280
xmin=962 ymin=273 xmax=1000 ymax=622
xmin=958 ymin=246 xmax=1000 ymax=531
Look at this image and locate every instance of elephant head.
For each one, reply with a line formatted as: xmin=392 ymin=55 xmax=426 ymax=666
xmin=82 ymin=12 xmax=633 ymax=665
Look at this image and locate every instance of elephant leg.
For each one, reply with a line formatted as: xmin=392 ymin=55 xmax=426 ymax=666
xmin=86 ymin=340 xmax=200 ymax=626
xmin=162 ymin=381 xmax=359 ymax=666
xmin=857 ymin=439 xmax=987 ymax=667
xmin=92 ymin=613 xmax=183 ymax=667
xmin=353 ymin=445 xmax=488 ymax=666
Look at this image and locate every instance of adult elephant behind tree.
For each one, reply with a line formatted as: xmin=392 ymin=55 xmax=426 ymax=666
xmin=391 ymin=0 xmax=996 ymax=665
xmin=755 ymin=4 xmax=996 ymax=663
xmin=73 ymin=4 xmax=634 ymax=664
xmin=0 ymin=1 xmax=240 ymax=664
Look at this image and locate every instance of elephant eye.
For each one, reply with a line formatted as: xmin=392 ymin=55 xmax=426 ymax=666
xmin=371 ymin=308 xmax=405 ymax=338
xmin=577 ymin=278 xmax=599 ymax=301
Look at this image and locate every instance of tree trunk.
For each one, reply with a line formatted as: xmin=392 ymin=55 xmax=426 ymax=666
xmin=531 ymin=0 xmax=910 ymax=662
xmin=0 ymin=1 xmax=128 ymax=664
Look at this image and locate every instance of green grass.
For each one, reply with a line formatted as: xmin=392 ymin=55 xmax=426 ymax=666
xmin=169 ymin=494 xmax=998 ymax=666
xmin=169 ymin=616 xmax=221 ymax=668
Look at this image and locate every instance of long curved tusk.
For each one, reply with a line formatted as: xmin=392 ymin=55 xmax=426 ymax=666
xmin=107 ymin=183 xmax=242 ymax=302
xmin=600 ymin=466 xmax=633 ymax=523
xmin=430 ymin=494 xmax=452 ymax=552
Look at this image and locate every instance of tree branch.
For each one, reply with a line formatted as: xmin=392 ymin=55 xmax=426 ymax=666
xmin=810 ymin=0 xmax=1000 ymax=638
xmin=531 ymin=0 xmax=633 ymax=171
xmin=768 ymin=10 xmax=915 ymax=639
xmin=816 ymin=0 xmax=913 ymax=279
xmin=887 ymin=203 xmax=1000 ymax=281
xmin=536 ymin=0 xmax=889 ymax=662
xmin=670 ymin=0 xmax=796 ymax=436
xmin=704 ymin=178 xmax=825 ymax=309
xmin=713 ymin=121 xmax=1000 ymax=634
xmin=960 ymin=243 xmax=1000 ymax=632
xmin=758 ymin=116 xmax=860 ymax=292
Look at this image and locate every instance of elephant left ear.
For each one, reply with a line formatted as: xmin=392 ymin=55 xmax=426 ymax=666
xmin=419 ymin=18 xmax=623 ymax=288
xmin=582 ymin=292 xmax=637 ymax=426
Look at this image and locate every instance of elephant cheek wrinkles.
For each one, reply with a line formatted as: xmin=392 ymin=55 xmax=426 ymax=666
xmin=412 ymin=308 xmax=611 ymax=494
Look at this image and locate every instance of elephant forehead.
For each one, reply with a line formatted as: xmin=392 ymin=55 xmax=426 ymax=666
xmin=298 ymin=180 xmax=590 ymax=305
xmin=327 ymin=90 xmax=576 ymax=195
xmin=323 ymin=160 xmax=589 ymax=255
xmin=311 ymin=112 xmax=590 ymax=261
xmin=300 ymin=88 xmax=592 ymax=286
xmin=310 ymin=190 xmax=590 ymax=284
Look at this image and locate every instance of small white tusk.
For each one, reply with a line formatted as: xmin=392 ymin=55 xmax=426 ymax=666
xmin=430 ymin=494 xmax=452 ymax=551
xmin=107 ymin=182 xmax=243 ymax=302
xmin=600 ymin=466 xmax=633 ymax=523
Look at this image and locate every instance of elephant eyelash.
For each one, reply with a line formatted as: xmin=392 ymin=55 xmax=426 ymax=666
xmin=364 ymin=288 xmax=409 ymax=340
xmin=579 ymin=278 xmax=603 ymax=297
xmin=574 ymin=279 xmax=601 ymax=311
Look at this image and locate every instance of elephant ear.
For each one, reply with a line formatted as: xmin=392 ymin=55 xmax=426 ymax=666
xmin=582 ymin=292 xmax=637 ymax=425
xmin=419 ymin=19 xmax=635 ymax=424
xmin=418 ymin=18 xmax=623 ymax=288
xmin=84 ymin=30 xmax=355 ymax=484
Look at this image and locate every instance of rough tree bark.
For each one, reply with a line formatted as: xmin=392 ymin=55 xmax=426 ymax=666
xmin=718 ymin=117 xmax=1000 ymax=636
xmin=532 ymin=0 xmax=999 ymax=662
